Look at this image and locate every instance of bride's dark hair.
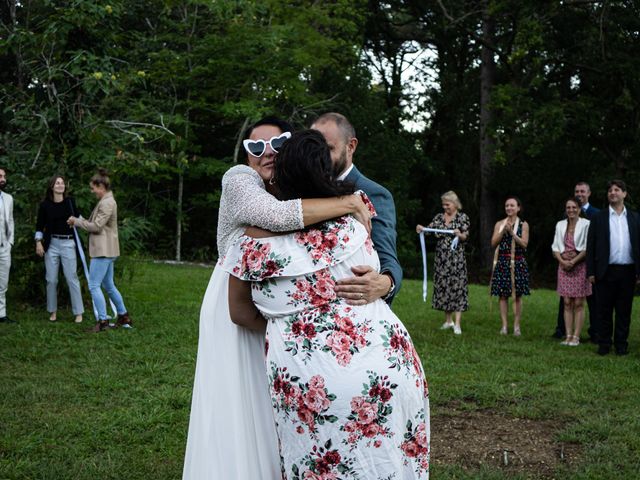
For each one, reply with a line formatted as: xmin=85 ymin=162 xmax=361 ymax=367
xmin=275 ymin=130 xmax=354 ymax=201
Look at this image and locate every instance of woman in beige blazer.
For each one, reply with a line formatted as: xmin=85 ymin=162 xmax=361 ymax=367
xmin=68 ymin=169 xmax=132 ymax=332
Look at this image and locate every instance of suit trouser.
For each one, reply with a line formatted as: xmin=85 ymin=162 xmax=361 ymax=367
xmin=555 ymin=292 xmax=597 ymax=337
xmin=595 ymin=265 xmax=636 ymax=350
xmin=45 ymin=238 xmax=84 ymax=315
xmin=0 ymin=245 xmax=11 ymax=317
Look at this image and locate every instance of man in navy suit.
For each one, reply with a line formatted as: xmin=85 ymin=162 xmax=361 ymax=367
xmin=311 ymin=113 xmax=402 ymax=305
xmin=586 ymin=180 xmax=640 ymax=355
xmin=553 ymin=182 xmax=600 ymax=341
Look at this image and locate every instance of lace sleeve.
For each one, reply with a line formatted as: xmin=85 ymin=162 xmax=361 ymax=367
xmin=222 ymin=167 xmax=304 ymax=231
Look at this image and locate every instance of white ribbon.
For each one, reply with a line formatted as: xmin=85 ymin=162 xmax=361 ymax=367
xmin=418 ymin=227 xmax=458 ymax=302
xmin=73 ymin=224 xmax=118 ymax=322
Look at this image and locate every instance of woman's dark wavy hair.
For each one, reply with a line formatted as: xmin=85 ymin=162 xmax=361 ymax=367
xmin=275 ymin=130 xmax=354 ymax=201
xmin=45 ymin=174 xmax=68 ymax=201
xmin=243 ymin=116 xmax=294 ymax=141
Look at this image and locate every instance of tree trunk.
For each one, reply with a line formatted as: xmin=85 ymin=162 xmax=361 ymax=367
xmin=176 ymin=171 xmax=183 ymax=262
xmin=234 ymin=117 xmax=250 ymax=163
xmin=479 ymin=8 xmax=496 ymax=270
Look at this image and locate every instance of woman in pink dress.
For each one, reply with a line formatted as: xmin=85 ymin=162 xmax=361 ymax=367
xmin=552 ymin=197 xmax=592 ymax=346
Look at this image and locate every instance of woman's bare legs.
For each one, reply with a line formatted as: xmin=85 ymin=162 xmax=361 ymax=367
xmin=513 ymin=297 xmax=522 ymax=335
xmin=563 ymin=296 xmax=575 ymax=344
xmin=499 ymin=297 xmax=509 ymax=334
xmin=571 ymin=297 xmax=585 ymax=345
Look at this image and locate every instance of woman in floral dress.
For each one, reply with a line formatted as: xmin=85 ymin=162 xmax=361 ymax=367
xmin=183 ymin=117 xmax=371 ymax=480
xmin=552 ymin=197 xmax=591 ymax=346
xmin=224 ymin=130 xmax=429 ymax=479
xmin=490 ymin=196 xmax=530 ymax=336
xmin=416 ymin=191 xmax=469 ymax=335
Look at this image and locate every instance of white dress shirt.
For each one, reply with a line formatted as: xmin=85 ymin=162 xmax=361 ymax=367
xmin=609 ymin=206 xmax=634 ymax=265
xmin=337 ymin=164 xmax=354 ymax=182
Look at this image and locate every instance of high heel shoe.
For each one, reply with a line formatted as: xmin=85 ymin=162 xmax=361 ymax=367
xmin=500 ymin=326 xmax=507 ymax=335
xmin=513 ymin=326 xmax=521 ymax=336
xmin=568 ymin=336 xmax=580 ymax=346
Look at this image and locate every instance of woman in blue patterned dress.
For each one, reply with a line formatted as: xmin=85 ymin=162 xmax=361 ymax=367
xmin=490 ymin=196 xmax=530 ymax=336
xmin=224 ymin=130 xmax=429 ymax=479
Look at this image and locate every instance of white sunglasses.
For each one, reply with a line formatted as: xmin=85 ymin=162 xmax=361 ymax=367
xmin=243 ymin=132 xmax=292 ymax=157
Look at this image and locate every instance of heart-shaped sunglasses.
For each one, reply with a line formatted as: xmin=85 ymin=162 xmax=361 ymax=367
xmin=243 ymin=132 xmax=292 ymax=158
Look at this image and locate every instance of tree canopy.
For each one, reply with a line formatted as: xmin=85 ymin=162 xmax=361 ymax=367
xmin=2 ymin=0 xmax=639 ymax=295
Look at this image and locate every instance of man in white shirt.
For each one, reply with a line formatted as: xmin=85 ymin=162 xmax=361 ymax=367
xmin=586 ymin=180 xmax=639 ymax=355
xmin=0 ymin=168 xmax=15 ymax=323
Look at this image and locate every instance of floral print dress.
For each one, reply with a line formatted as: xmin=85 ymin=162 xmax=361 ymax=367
xmin=221 ymin=215 xmax=430 ymax=480
xmin=428 ymin=212 xmax=469 ymax=312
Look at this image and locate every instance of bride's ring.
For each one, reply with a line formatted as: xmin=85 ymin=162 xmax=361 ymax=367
xmin=359 ymin=292 xmax=364 ymax=300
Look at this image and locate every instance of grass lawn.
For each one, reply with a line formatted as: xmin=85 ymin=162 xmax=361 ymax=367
xmin=1 ymin=260 xmax=639 ymax=479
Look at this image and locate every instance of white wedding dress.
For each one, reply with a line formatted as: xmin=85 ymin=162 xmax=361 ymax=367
xmin=182 ymin=165 xmax=304 ymax=479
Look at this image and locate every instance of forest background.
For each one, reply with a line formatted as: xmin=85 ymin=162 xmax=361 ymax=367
xmin=2 ymin=0 xmax=639 ymax=302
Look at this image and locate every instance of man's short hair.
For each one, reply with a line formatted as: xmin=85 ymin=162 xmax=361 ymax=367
xmin=575 ymin=181 xmax=590 ymax=190
xmin=607 ymin=179 xmax=627 ymax=192
xmin=313 ymin=112 xmax=356 ymax=143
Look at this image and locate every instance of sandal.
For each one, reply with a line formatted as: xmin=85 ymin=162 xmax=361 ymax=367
xmin=500 ymin=326 xmax=508 ymax=335
xmin=513 ymin=326 xmax=521 ymax=337
xmin=568 ymin=336 xmax=580 ymax=347
xmin=561 ymin=335 xmax=573 ymax=345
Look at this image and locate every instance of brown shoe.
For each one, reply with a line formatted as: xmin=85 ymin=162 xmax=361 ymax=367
xmin=89 ymin=320 xmax=109 ymax=333
xmin=116 ymin=312 xmax=132 ymax=328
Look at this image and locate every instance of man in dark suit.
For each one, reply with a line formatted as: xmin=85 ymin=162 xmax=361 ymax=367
xmin=553 ymin=182 xmax=600 ymax=341
xmin=586 ymin=179 xmax=640 ymax=356
xmin=311 ymin=113 xmax=402 ymax=305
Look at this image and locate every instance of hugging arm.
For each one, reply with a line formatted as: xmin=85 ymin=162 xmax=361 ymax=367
xmin=336 ymin=187 xmax=401 ymax=305
xmin=225 ymin=170 xmax=370 ymax=233
xmin=228 ymin=276 xmax=267 ymax=331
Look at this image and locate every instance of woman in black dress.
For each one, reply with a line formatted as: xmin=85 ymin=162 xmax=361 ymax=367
xmin=490 ymin=196 xmax=530 ymax=336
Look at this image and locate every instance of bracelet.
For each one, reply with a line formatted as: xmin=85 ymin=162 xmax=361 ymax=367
xmin=381 ymin=274 xmax=395 ymax=301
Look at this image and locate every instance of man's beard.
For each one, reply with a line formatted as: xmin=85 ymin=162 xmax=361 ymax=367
xmin=333 ymin=148 xmax=348 ymax=178
xmin=0 ymin=181 xmax=6 ymax=191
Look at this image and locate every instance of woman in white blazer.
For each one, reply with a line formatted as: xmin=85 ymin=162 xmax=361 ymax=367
xmin=551 ymin=198 xmax=592 ymax=346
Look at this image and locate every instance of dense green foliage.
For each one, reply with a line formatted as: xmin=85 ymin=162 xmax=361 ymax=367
xmin=2 ymin=1 xmax=640 ymax=296
xmin=1 ymin=263 xmax=639 ymax=479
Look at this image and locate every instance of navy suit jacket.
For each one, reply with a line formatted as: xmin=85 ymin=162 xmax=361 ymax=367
xmin=586 ymin=206 xmax=640 ymax=281
xmin=583 ymin=204 xmax=599 ymax=220
xmin=345 ymin=165 xmax=402 ymax=303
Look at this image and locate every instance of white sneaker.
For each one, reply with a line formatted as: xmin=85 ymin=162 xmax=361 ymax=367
xmin=453 ymin=325 xmax=462 ymax=335
xmin=440 ymin=322 xmax=454 ymax=330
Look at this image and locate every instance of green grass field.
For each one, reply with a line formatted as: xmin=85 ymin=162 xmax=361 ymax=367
xmin=1 ymin=261 xmax=639 ymax=479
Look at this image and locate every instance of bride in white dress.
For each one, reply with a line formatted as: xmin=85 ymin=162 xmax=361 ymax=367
xmin=182 ymin=117 xmax=371 ymax=479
